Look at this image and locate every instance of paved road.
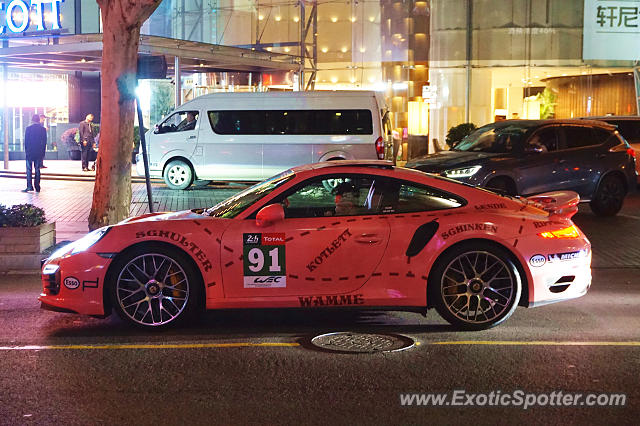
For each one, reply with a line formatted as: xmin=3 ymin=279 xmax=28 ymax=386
xmin=0 ymin=267 xmax=639 ymax=424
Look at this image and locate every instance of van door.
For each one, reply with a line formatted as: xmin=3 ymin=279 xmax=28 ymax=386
xmin=196 ymin=110 xmax=263 ymax=181
xmin=151 ymin=110 xmax=200 ymax=172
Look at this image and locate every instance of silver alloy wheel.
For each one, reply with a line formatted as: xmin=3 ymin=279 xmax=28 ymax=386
xmin=167 ymin=164 xmax=189 ymax=186
xmin=440 ymin=250 xmax=515 ymax=324
xmin=116 ymin=253 xmax=189 ymax=326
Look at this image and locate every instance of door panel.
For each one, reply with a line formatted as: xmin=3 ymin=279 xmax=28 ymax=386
xmin=220 ymin=216 xmax=390 ymax=298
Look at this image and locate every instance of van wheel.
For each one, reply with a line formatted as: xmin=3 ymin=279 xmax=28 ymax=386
xmin=590 ymin=174 xmax=626 ymax=216
xmin=164 ymin=160 xmax=194 ymax=190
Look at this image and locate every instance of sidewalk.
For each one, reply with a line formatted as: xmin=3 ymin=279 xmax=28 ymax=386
xmin=0 ymin=159 xmax=243 ymax=243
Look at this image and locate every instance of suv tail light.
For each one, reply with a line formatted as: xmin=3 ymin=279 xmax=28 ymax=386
xmin=375 ymin=136 xmax=384 ymax=160
xmin=627 ymin=148 xmax=636 ymax=158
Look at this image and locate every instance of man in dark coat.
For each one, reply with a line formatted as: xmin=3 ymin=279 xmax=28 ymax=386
xmin=78 ymin=113 xmax=95 ymax=171
xmin=23 ymin=114 xmax=47 ymax=192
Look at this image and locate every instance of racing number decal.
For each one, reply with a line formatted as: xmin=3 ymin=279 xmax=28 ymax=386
xmin=243 ymin=233 xmax=286 ymax=288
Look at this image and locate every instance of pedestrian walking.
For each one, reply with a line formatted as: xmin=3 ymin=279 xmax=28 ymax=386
xmin=79 ymin=113 xmax=96 ymax=171
xmin=23 ymin=114 xmax=47 ymax=192
xmin=39 ymin=114 xmax=48 ymax=168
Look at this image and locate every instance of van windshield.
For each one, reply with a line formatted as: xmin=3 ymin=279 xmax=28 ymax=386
xmin=205 ymin=171 xmax=295 ymax=218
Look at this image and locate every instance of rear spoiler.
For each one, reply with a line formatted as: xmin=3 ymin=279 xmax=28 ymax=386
xmin=526 ymin=191 xmax=580 ymax=219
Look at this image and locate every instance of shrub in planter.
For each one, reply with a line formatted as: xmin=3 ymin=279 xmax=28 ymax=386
xmin=0 ymin=204 xmax=54 ymax=271
xmin=0 ymin=203 xmax=46 ymax=227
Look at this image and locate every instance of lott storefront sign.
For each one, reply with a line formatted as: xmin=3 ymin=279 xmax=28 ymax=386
xmin=0 ymin=0 xmax=63 ymax=34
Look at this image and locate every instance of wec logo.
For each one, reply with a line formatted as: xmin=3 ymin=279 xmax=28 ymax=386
xmin=244 ymin=275 xmax=286 ymax=288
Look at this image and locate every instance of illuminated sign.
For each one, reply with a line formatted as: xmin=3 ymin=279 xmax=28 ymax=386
xmin=0 ymin=0 xmax=63 ymax=34
xmin=583 ymin=0 xmax=640 ymax=60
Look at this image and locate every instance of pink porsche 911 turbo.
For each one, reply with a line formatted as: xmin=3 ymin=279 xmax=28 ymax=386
xmin=39 ymin=161 xmax=591 ymax=330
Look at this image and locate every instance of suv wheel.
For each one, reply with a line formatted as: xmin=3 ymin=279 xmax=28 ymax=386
xmin=590 ymin=174 xmax=626 ymax=216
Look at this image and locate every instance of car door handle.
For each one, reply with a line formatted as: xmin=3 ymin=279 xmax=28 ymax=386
xmin=597 ymin=154 xmax=606 ymax=159
xmin=558 ymin=159 xmax=567 ymax=164
xmin=355 ymin=233 xmax=382 ymax=244
xmin=187 ymin=135 xmax=197 ymax=140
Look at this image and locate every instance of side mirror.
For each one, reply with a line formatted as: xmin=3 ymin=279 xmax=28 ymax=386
xmin=524 ymin=145 xmax=544 ymax=154
xmin=154 ymin=124 xmax=161 ymax=134
xmin=256 ymin=204 xmax=285 ymax=227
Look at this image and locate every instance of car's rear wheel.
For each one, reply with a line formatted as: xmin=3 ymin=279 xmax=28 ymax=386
xmin=590 ymin=174 xmax=626 ymax=217
xmin=429 ymin=242 xmax=521 ymax=330
xmin=164 ymin=160 xmax=194 ymax=190
xmin=109 ymin=244 xmax=201 ymax=328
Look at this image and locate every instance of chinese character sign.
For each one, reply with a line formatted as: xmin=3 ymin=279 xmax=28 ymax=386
xmin=583 ymin=0 xmax=640 ymax=60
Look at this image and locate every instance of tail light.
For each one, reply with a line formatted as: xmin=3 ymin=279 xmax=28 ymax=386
xmin=537 ymin=225 xmax=580 ymax=239
xmin=627 ymin=148 xmax=636 ymax=158
xmin=375 ymin=136 xmax=384 ymax=160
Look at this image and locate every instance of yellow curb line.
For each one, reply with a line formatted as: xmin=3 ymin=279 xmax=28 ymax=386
xmin=431 ymin=341 xmax=640 ymax=346
xmin=0 ymin=342 xmax=300 ymax=350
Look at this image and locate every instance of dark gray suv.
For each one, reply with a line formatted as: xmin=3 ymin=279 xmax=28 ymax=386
xmin=406 ymin=119 xmax=636 ymax=216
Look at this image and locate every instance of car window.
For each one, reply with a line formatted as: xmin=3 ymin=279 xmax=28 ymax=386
xmin=613 ymin=121 xmax=640 ymax=142
xmin=563 ymin=126 xmax=599 ymax=149
xmin=156 ymin=111 xmax=199 ymax=134
xmin=591 ymin=127 xmax=615 ymax=145
xmin=275 ymin=174 xmax=464 ymax=218
xmin=205 ymin=170 xmax=295 ymax=218
xmin=527 ymin=128 xmax=559 ymax=152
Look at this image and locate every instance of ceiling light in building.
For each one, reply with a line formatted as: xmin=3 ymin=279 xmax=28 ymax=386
xmin=331 ymin=16 xmax=338 ymax=23
xmin=331 ymin=77 xmax=338 ymax=83
xmin=266 ymin=47 xmax=272 ymax=52
xmin=350 ymin=77 xmax=356 ymax=83
xmin=534 ymin=75 xmax=539 ymax=78
xmin=275 ymin=16 xmax=281 ymax=21
xmin=341 ymin=47 xmax=348 ymax=53
xmin=293 ymin=16 xmax=299 ymax=22
xmin=80 ymin=58 xmax=86 ymax=63
xmin=393 ymin=82 xmax=408 ymax=90
xmin=321 ymin=47 xmax=328 ymax=53
xmin=359 ymin=47 xmax=366 ymax=53
xmin=368 ymin=77 xmax=375 ymax=83
xmin=369 ymin=16 xmax=375 ymax=22
xmin=258 ymin=14 xmax=264 ymax=20
xmin=351 ymin=16 xmax=356 ymax=22
xmin=562 ymin=73 xmax=567 ymax=76
xmin=199 ymin=63 xmax=204 ymax=67
xmin=582 ymin=71 xmax=587 ymax=75
xmin=284 ymin=47 xmax=290 ymax=53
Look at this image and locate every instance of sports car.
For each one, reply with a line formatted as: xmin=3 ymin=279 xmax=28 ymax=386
xmin=39 ymin=160 xmax=591 ymax=330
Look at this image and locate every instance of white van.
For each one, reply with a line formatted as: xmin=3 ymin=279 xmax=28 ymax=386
xmin=136 ymin=91 xmax=390 ymax=189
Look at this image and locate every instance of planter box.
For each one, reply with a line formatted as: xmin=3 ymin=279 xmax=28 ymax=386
xmin=0 ymin=222 xmax=56 ymax=271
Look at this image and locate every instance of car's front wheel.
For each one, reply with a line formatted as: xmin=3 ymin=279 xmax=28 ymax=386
xmin=164 ymin=160 xmax=194 ymax=190
xmin=429 ymin=242 xmax=521 ymax=330
xmin=109 ymin=244 xmax=201 ymax=328
xmin=590 ymin=174 xmax=626 ymax=217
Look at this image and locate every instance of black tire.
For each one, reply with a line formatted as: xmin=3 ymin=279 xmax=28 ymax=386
xmin=428 ymin=242 xmax=522 ymax=330
xmin=164 ymin=160 xmax=194 ymax=190
xmin=590 ymin=174 xmax=626 ymax=217
xmin=108 ymin=244 xmax=202 ymax=328
xmin=485 ymin=177 xmax=516 ymax=196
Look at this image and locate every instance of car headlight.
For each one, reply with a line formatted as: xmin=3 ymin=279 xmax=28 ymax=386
xmin=48 ymin=227 xmax=111 ymax=260
xmin=71 ymin=227 xmax=111 ymax=254
xmin=443 ymin=165 xmax=481 ymax=178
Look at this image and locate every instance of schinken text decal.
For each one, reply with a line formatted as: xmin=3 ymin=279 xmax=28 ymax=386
xmin=243 ymin=233 xmax=286 ymax=288
xmin=136 ymin=230 xmax=212 ymax=272
xmin=441 ymin=224 xmax=497 ymax=240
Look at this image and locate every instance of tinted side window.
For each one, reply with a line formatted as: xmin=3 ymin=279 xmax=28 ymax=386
xmin=527 ymin=128 xmax=560 ymax=152
xmin=208 ymin=110 xmax=373 ymax=135
xmin=614 ymin=121 xmax=640 ymax=142
xmin=381 ymin=180 xmax=465 ymax=213
xmin=563 ymin=127 xmax=599 ymax=149
xmin=591 ymin=128 xmax=615 ymax=145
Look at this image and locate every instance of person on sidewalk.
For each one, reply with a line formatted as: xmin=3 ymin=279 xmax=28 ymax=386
xmin=79 ymin=113 xmax=96 ymax=172
xmin=23 ymin=114 xmax=47 ymax=193
xmin=39 ymin=115 xmax=48 ymax=169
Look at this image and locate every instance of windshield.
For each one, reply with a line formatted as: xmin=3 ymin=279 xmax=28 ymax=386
xmin=205 ymin=170 xmax=295 ymax=218
xmin=453 ymin=122 xmax=537 ymax=153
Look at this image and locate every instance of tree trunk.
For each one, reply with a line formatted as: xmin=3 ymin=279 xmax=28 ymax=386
xmin=89 ymin=0 xmax=161 ymax=230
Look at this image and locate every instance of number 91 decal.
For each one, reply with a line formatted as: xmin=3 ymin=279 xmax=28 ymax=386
xmin=243 ymin=233 xmax=286 ymax=288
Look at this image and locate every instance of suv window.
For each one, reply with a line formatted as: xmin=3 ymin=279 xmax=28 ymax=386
xmin=591 ymin=127 xmax=615 ymax=145
xmin=527 ymin=128 xmax=559 ymax=152
xmin=563 ymin=126 xmax=599 ymax=149
xmin=612 ymin=121 xmax=640 ymax=143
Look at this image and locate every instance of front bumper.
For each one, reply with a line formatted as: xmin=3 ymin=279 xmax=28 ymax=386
xmin=38 ymin=253 xmax=111 ymax=316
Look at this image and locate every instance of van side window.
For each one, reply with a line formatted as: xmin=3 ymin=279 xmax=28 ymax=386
xmin=207 ymin=110 xmax=373 ymax=135
xmin=156 ymin=111 xmax=199 ymax=134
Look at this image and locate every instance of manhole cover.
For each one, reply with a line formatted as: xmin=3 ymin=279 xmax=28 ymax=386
xmin=310 ymin=332 xmax=414 ymax=353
